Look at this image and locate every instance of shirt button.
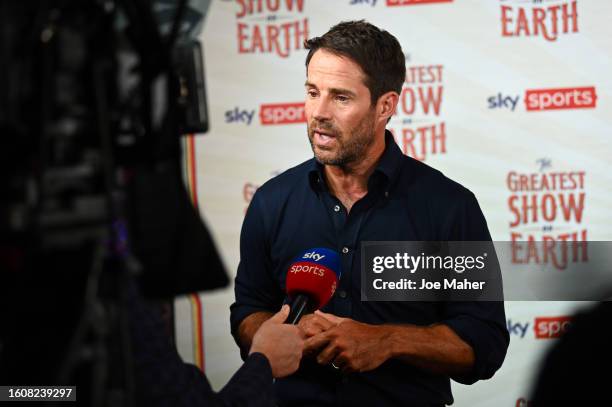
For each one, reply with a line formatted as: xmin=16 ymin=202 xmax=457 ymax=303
xmin=334 ymin=205 xmax=340 ymax=212
xmin=342 ymin=247 xmax=349 ymax=254
xmin=338 ymin=290 xmax=347 ymax=299
xmin=385 ymin=191 xmax=389 ymax=198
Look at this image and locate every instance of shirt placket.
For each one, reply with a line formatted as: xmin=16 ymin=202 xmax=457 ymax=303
xmin=322 ymin=192 xmax=377 ymax=319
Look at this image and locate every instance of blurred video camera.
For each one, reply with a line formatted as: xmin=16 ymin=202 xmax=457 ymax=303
xmin=0 ymin=0 xmax=226 ymax=401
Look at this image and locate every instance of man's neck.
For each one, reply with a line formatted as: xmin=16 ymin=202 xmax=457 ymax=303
xmin=324 ymin=132 xmax=386 ymax=212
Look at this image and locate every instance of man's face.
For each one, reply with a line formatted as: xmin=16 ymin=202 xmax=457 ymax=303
xmin=305 ymin=49 xmax=377 ymax=167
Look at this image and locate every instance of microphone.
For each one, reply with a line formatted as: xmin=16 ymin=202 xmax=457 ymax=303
xmin=285 ymin=248 xmax=341 ymax=324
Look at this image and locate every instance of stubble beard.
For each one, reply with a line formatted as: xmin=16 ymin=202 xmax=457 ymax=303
xmin=308 ymin=110 xmax=377 ymax=168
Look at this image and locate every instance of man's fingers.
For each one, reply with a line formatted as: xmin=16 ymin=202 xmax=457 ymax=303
xmin=268 ymin=304 xmax=290 ymax=324
xmin=316 ymin=341 xmax=338 ymax=366
xmin=299 ymin=313 xmax=336 ymax=337
xmin=314 ymin=310 xmax=345 ymax=325
xmin=316 ymin=316 xmax=337 ymax=330
xmin=309 ymin=318 xmax=335 ymax=333
xmin=297 ymin=314 xmax=317 ymax=332
xmin=304 ymin=331 xmax=331 ymax=354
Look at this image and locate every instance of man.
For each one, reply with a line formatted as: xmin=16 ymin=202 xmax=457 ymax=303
xmin=230 ymin=20 xmax=509 ymax=406
xmin=127 ymin=278 xmax=304 ymax=407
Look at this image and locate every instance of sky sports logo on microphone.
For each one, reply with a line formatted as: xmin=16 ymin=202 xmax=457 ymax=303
xmin=289 ymin=250 xmax=334 ymax=277
xmin=289 ymin=263 xmax=325 ymax=276
xmin=285 ymin=248 xmax=342 ymax=313
xmin=488 ymin=86 xmax=597 ymax=112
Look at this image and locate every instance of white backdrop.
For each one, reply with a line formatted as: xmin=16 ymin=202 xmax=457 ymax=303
xmin=174 ymin=1 xmax=612 ymax=405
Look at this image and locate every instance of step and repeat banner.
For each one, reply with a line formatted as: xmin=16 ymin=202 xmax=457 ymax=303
xmin=175 ymin=1 xmax=612 ymax=405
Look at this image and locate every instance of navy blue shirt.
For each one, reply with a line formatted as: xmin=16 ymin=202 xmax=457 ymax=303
xmin=230 ymin=131 xmax=509 ymax=406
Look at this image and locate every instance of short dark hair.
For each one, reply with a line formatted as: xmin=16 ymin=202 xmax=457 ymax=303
xmin=304 ymin=20 xmax=406 ymax=104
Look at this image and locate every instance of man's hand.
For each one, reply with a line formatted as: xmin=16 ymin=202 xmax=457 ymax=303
xmin=304 ymin=311 xmax=476 ymax=376
xmin=250 ymin=305 xmax=305 ymax=378
xmin=303 ymin=311 xmax=392 ymax=373
xmin=297 ymin=312 xmax=338 ymax=357
xmin=298 ymin=313 xmax=337 ymax=337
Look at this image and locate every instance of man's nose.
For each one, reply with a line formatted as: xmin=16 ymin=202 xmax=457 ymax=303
xmin=311 ymin=97 xmax=332 ymax=121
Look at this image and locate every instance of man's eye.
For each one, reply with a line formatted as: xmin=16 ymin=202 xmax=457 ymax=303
xmin=336 ymin=95 xmax=349 ymax=102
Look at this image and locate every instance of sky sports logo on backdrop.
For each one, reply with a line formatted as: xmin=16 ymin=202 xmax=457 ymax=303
xmin=386 ymin=0 xmax=452 ymax=6
xmin=349 ymin=0 xmax=452 ymax=6
xmin=507 ymin=316 xmax=572 ymax=339
xmin=525 ymin=87 xmax=596 ymax=111
xmin=488 ymin=86 xmax=597 ymax=112
xmin=260 ymin=102 xmax=305 ymax=125
xmin=225 ymin=102 xmax=305 ymax=125
xmin=534 ymin=316 xmax=572 ymax=339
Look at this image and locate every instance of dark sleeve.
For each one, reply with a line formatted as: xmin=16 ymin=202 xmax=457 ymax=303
xmin=441 ymin=301 xmax=509 ymax=384
xmin=127 ymin=279 xmax=275 ymax=407
xmin=440 ymin=191 xmax=510 ymax=384
xmin=218 ymin=352 xmax=275 ymax=407
xmin=229 ymin=191 xmax=284 ymax=350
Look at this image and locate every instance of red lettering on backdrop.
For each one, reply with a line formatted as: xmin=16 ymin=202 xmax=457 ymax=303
xmin=236 ymin=0 xmax=308 ymax=58
xmin=507 ymin=170 xmax=588 ymax=269
xmin=501 ymin=1 xmax=579 ymax=42
xmin=515 ymin=398 xmax=532 ymax=407
xmin=534 ymin=316 xmax=572 ymax=339
xmin=389 ymin=65 xmax=446 ymax=162
xmin=260 ymin=102 xmax=306 ymax=125
xmin=525 ymin=87 xmax=596 ymax=111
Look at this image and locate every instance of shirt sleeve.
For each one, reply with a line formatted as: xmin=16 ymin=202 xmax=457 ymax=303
xmin=441 ymin=301 xmax=509 ymax=384
xmin=440 ymin=190 xmax=510 ymax=384
xmin=230 ymin=190 xmax=285 ymax=351
xmin=127 ymin=278 xmax=275 ymax=407
xmin=218 ymin=352 xmax=275 ymax=407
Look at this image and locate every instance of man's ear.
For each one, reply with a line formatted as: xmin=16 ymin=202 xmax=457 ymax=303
xmin=377 ymin=91 xmax=399 ymax=123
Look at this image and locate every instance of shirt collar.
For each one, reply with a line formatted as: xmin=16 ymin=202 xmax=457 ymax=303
xmin=308 ymin=129 xmax=403 ymax=193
